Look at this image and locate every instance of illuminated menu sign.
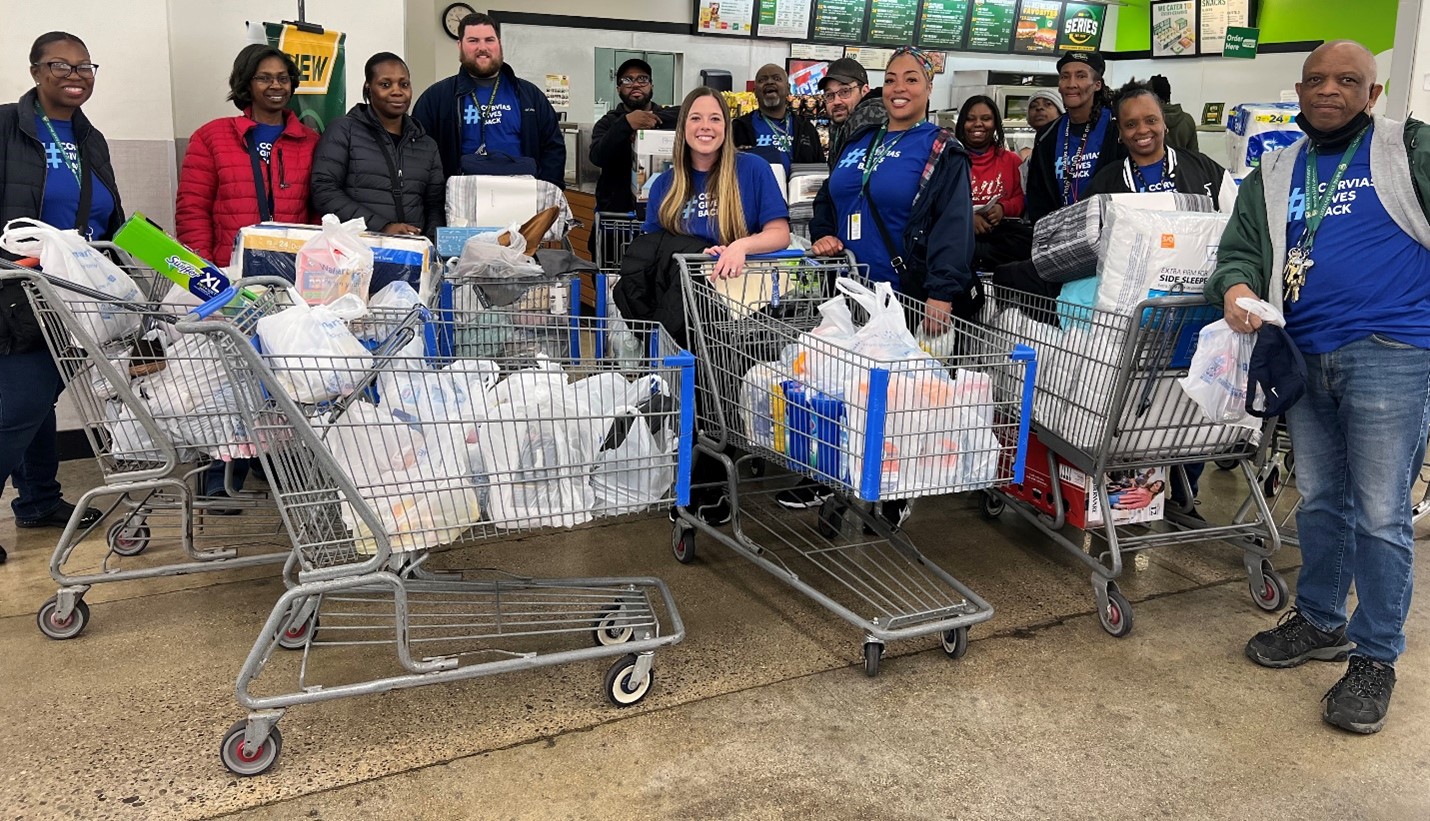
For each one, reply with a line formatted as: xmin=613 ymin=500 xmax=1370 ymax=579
xmin=812 ymin=0 xmax=871 ymax=42
xmin=867 ymin=0 xmax=920 ymax=45
xmin=966 ymin=0 xmax=1019 ymax=52
xmin=917 ymin=0 xmax=972 ymax=49
xmin=1012 ymin=1 xmax=1062 ymax=55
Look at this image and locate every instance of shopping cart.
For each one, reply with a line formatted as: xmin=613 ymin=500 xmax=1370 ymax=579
xmin=591 ymin=211 xmax=644 ymax=360
xmin=430 ymin=257 xmax=582 ymax=360
xmin=0 ymin=260 xmax=294 ymax=639
xmin=674 ymin=252 xmax=1036 ymax=676
xmin=980 ymin=285 xmax=1285 ymax=637
xmin=178 ymin=303 xmax=693 ymax=775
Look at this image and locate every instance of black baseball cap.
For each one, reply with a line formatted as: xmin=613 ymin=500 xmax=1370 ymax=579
xmin=819 ymin=57 xmax=869 ymax=90
xmin=1056 ymin=51 xmax=1106 ymax=77
xmin=617 ymin=58 xmax=653 ymax=79
xmin=1245 ymin=325 xmax=1308 ymax=418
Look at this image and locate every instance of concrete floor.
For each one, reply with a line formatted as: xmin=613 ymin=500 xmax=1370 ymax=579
xmin=2 ymin=460 xmax=1427 ymax=820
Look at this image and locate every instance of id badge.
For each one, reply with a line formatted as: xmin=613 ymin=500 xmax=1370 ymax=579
xmin=848 ymin=212 xmax=862 ymax=241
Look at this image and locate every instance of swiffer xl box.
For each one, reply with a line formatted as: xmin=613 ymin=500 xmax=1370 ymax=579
xmin=1003 ymin=434 xmax=1167 ymax=529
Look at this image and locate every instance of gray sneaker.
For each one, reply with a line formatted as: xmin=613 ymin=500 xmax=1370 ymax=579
xmin=1245 ymin=609 xmax=1352 ymax=669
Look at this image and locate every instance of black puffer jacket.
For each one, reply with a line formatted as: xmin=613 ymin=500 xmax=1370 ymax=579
xmin=1 ymin=88 xmax=125 ymax=355
xmin=310 ymin=104 xmax=446 ymax=238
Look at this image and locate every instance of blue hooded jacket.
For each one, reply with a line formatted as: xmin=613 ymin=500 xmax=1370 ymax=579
xmin=412 ymin=62 xmax=566 ymax=189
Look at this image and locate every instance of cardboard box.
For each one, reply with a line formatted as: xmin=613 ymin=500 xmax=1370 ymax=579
xmin=436 ymin=226 xmax=505 ymax=258
xmin=1003 ymin=434 xmax=1166 ymax=529
xmin=633 ymin=130 xmax=677 ymax=204
xmin=234 ymin=222 xmax=432 ymax=293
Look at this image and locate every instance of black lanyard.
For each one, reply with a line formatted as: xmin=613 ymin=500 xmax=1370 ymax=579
xmin=469 ymin=74 xmax=503 ymax=155
xmin=247 ymin=133 xmax=275 ymax=222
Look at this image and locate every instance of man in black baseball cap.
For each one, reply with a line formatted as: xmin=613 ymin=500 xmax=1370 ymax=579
xmin=589 ymin=57 xmax=677 ymax=249
xmin=819 ymin=57 xmax=887 ymax=169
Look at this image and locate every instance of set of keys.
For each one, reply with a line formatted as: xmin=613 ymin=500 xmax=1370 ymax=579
xmin=1284 ymin=246 xmax=1314 ymax=302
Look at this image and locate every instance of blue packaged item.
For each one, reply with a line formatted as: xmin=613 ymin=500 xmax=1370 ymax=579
xmin=781 ymin=380 xmax=813 ymax=466
xmin=809 ymin=391 xmax=846 ymax=483
xmin=436 ymin=226 xmax=506 ymax=258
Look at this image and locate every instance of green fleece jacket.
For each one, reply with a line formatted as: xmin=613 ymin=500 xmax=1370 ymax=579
xmin=1205 ymin=116 xmax=1430 ymax=308
xmin=1162 ymin=102 xmax=1200 ymax=152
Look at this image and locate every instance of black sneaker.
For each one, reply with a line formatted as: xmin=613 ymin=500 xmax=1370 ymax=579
xmin=0 ymin=544 xmax=7 ymax=565
xmin=205 ymin=491 xmax=242 ymax=517
xmin=1323 ymin=655 xmax=1397 ymax=734
xmin=17 ymin=501 xmax=101 ymax=530
xmin=776 ymin=479 xmax=833 ymax=510
xmin=697 ymin=496 xmax=732 ymax=526
xmin=1245 ymin=608 xmax=1352 ymax=668
xmin=865 ymin=499 xmax=912 ymax=534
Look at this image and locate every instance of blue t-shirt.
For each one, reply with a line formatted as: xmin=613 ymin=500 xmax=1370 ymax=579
xmin=461 ymin=77 xmax=523 ymax=159
xmin=750 ymin=113 xmax=795 ymax=175
xmin=1053 ymin=109 xmax=1112 ymax=205
xmin=641 ymin=152 xmax=788 ymax=246
xmin=1131 ymin=158 xmax=1177 ymax=192
xmin=251 ymin=122 xmax=284 ymax=163
xmin=35 ymin=115 xmax=116 ymax=239
xmin=1285 ymin=128 xmax=1430 ymax=354
xmin=827 ymin=121 xmax=941 ymax=285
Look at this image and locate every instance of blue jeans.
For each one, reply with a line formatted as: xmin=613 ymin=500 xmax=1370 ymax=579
xmin=204 ymin=458 xmax=251 ymax=497
xmin=1287 ymin=335 xmax=1430 ymax=665
xmin=0 ymin=350 xmax=65 ymax=520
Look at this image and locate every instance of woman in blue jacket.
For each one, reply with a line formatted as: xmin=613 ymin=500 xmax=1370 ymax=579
xmin=810 ymin=48 xmax=979 ymax=332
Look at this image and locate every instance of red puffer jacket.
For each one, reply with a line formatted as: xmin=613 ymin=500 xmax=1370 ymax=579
xmin=176 ymin=109 xmax=318 ymax=267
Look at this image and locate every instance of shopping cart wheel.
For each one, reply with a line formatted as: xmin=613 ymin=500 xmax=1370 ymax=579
xmin=1215 ymin=459 xmax=1239 ymax=471
xmin=863 ymin=641 xmax=884 ymax=677
xmin=1262 ymin=466 xmax=1283 ymax=499
xmin=671 ymin=526 xmax=697 ymax=564
xmin=277 ymin=612 xmax=319 ymax=651
xmin=220 ymin=719 xmax=283 ymax=776
xmin=604 ymin=654 xmax=654 ymax=707
xmin=1099 ymin=587 xmax=1134 ymax=638
xmin=106 ymin=518 xmax=151 ymax=557
xmin=36 ymin=595 xmax=90 ymax=640
xmin=816 ymin=497 xmax=846 ymax=539
xmin=940 ymin=627 xmax=969 ymax=659
xmin=978 ymin=492 xmax=1005 ymax=520
xmin=1284 ymin=451 xmax=1294 ymax=475
xmin=592 ymin=605 xmax=635 ymax=646
xmin=1250 ymin=563 xmax=1289 ymax=613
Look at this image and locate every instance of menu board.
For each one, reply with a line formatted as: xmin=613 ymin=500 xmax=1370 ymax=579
xmin=1151 ymin=1 xmax=1198 ymax=57
xmin=867 ymin=0 xmax=921 ymax=45
xmin=917 ymin=0 xmax=971 ymax=48
xmin=812 ymin=0 xmax=871 ymax=42
xmin=966 ymin=0 xmax=1019 ymax=52
xmin=1057 ymin=2 xmax=1105 ymax=52
xmin=1199 ymin=0 xmax=1251 ymax=55
xmin=757 ymin=0 xmax=813 ymax=39
xmin=694 ymin=0 xmax=755 ymax=36
xmin=1011 ymin=1 xmax=1062 ymax=54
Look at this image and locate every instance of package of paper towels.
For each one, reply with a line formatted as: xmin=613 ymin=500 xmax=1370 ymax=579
xmin=445 ymin=176 xmax=573 ymax=242
xmin=1095 ymin=204 xmax=1229 ymax=315
xmin=1227 ymin=102 xmax=1303 ymax=179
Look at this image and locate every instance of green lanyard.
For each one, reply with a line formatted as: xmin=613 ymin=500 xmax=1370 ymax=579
xmin=35 ymin=102 xmax=83 ymax=185
xmin=758 ymin=111 xmax=793 ymax=153
xmin=1299 ymin=127 xmax=1368 ymax=251
xmin=859 ymin=124 xmax=918 ymax=195
xmin=469 ymin=73 xmax=503 ymax=154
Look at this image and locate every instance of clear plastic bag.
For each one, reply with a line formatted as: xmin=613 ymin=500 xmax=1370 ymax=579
xmin=0 ymin=217 xmax=144 ymax=344
xmin=256 ymin=289 xmax=374 ymax=403
xmin=295 ymin=214 xmax=374 ymax=304
xmin=1179 ymin=319 xmax=1256 ymax=428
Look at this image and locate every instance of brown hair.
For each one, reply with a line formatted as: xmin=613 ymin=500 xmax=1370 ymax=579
xmin=657 ymin=86 xmax=747 ymax=246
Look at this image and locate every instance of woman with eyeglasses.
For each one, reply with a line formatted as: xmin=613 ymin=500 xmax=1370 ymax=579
xmin=176 ymin=45 xmax=319 ymax=508
xmin=955 ymin=94 xmax=1032 ymax=271
xmin=0 ymin=31 xmax=119 ymax=562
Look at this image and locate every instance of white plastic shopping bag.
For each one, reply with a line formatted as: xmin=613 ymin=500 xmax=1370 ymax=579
xmin=1179 ymin=297 xmax=1283 ymax=429
xmin=0 ymin=217 xmax=144 ymax=343
xmin=295 ymin=214 xmax=374 ymax=305
xmin=256 ymin=289 xmax=373 ymax=403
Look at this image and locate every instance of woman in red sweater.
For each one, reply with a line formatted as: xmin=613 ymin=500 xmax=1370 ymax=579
xmin=176 ymin=45 xmax=318 ymax=268
xmin=955 ymin=95 xmax=1032 ymax=272
xmin=176 ymin=45 xmax=319 ymax=505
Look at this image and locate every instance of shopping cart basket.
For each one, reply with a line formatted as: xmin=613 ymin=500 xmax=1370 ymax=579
xmin=591 ymin=211 xmax=644 ymax=360
xmin=980 ymin=284 xmax=1285 ymax=637
xmin=178 ymin=305 xmax=693 ymax=775
xmin=1 ymin=260 xmax=294 ymax=639
xmin=674 ymin=252 xmax=1036 ymax=676
xmin=430 ymin=258 xmax=582 ymax=360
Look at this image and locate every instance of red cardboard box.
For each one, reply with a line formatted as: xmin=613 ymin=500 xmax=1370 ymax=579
xmin=1004 ymin=434 xmax=1166 ymax=529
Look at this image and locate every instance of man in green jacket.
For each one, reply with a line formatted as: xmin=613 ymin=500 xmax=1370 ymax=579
xmin=1206 ymin=40 xmax=1430 ymax=735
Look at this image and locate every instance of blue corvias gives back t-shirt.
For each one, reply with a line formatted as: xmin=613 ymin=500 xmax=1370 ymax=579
xmin=826 ymin=121 xmax=940 ymax=287
xmin=1284 ymin=127 xmax=1430 ymax=355
xmin=749 ymin=113 xmax=795 ymax=176
xmin=461 ymin=77 xmax=523 ymax=160
xmin=642 ymin=152 xmax=789 ymax=246
xmin=251 ymin=122 xmax=284 ymax=163
xmin=35 ymin=115 xmax=116 ymax=239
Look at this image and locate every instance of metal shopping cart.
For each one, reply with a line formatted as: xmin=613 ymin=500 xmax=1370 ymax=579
xmin=431 ymin=256 xmax=582 ymax=361
xmin=591 ymin=211 xmax=644 ymax=360
xmin=0 ymin=260 xmax=293 ymax=639
xmin=179 ymin=301 xmax=693 ymax=776
xmin=674 ymin=252 xmax=1036 ymax=676
xmin=980 ymin=285 xmax=1285 ymax=637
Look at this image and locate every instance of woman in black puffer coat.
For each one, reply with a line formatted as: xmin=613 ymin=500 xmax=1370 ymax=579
xmin=310 ymin=52 xmax=444 ymax=291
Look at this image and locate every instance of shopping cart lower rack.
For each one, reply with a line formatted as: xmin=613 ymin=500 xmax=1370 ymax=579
xmin=674 ymin=252 xmax=1036 ymax=676
xmin=1 ymin=262 xmax=292 ymax=639
xmin=179 ymin=304 xmax=693 ymax=776
xmin=980 ymin=284 xmax=1285 ymax=637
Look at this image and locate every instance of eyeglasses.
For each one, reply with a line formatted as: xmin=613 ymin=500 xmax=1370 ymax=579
xmin=253 ymin=73 xmax=293 ymax=87
xmin=617 ymin=75 xmax=652 ymax=87
xmin=821 ymin=86 xmax=858 ymax=103
xmin=34 ymin=61 xmax=99 ymax=79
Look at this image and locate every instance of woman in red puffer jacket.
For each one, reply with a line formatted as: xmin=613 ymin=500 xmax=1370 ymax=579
xmin=955 ymin=94 xmax=1032 ymax=272
xmin=176 ymin=45 xmax=318 ymax=267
